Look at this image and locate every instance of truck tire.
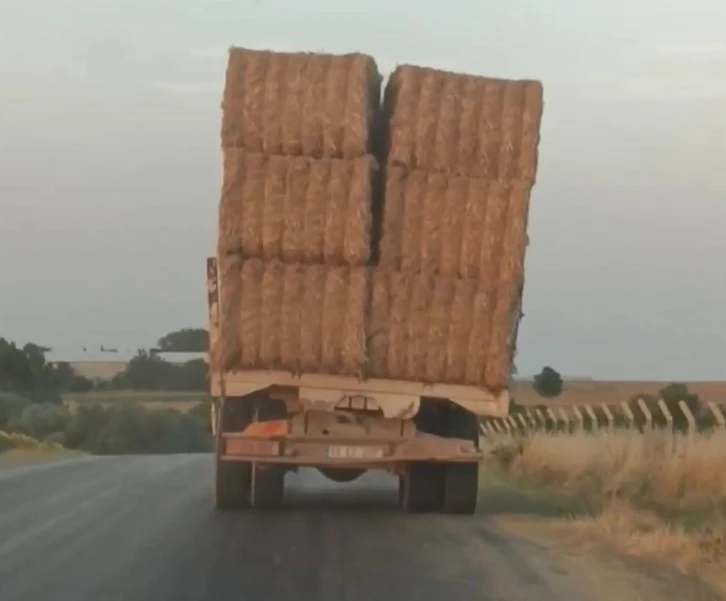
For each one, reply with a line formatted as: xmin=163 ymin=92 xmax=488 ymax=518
xmin=402 ymin=462 xmax=444 ymax=512
xmin=248 ymin=392 xmax=286 ymax=509
xmin=215 ymin=397 xmax=253 ymax=510
xmin=215 ymin=459 xmax=251 ymax=510
xmin=250 ymin=464 xmax=285 ymax=509
xmin=442 ymin=463 xmax=478 ymax=514
xmin=442 ymin=406 xmax=479 ymax=515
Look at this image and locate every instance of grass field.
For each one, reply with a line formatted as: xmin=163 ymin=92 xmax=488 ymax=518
xmin=482 ymin=429 xmax=726 ymax=596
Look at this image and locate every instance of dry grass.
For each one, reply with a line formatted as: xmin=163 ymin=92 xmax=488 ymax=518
xmin=384 ymin=65 xmax=543 ymax=180
xmin=215 ymin=256 xmax=369 ymax=375
xmin=218 ymin=151 xmax=375 ymax=264
xmin=368 ymin=269 xmax=516 ymax=388
xmin=0 ymin=431 xmax=72 ymax=467
xmin=483 ymin=429 xmax=726 ymax=593
xmin=222 ymin=47 xmax=381 ymax=158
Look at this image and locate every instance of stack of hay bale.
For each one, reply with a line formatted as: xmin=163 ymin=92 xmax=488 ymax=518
xmin=369 ymin=65 xmax=544 ymax=390
xmin=215 ymin=47 xmax=382 ymax=376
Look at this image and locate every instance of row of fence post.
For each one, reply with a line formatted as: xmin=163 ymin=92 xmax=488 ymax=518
xmin=480 ymin=399 xmax=726 ymax=436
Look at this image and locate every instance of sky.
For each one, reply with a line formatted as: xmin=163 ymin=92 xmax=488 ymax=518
xmin=1 ymin=0 xmax=725 ymax=380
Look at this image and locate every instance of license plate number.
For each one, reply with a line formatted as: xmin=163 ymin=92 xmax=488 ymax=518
xmin=326 ymin=445 xmax=385 ymax=460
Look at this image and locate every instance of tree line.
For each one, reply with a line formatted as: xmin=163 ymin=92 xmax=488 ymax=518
xmin=0 ymin=328 xmax=209 ymax=403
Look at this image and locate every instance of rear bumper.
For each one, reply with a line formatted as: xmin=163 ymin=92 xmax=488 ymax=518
xmin=220 ymin=432 xmax=483 ymax=467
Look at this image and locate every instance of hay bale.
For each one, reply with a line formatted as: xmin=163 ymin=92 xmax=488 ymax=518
xmin=367 ymin=269 xmax=520 ymax=388
xmin=222 ymin=47 xmax=382 ymax=158
xmin=379 ymin=170 xmax=533 ymax=280
xmin=215 ymin=258 xmax=370 ymax=376
xmin=384 ymin=65 xmax=544 ymax=181
xmin=218 ymin=150 xmax=375 ymax=265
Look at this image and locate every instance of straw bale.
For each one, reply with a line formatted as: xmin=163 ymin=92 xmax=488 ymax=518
xmin=379 ymin=169 xmax=533 ymax=280
xmin=218 ymin=150 xmax=375 ymax=265
xmin=384 ymin=65 xmax=544 ymax=181
xmin=484 ymin=183 xmax=531 ymax=389
xmin=367 ymin=269 xmax=521 ymax=388
xmin=222 ymin=47 xmax=382 ymax=158
xmin=216 ymin=258 xmax=370 ymax=375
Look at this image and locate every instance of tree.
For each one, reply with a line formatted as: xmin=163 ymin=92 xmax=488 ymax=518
xmin=532 ymin=366 xmax=563 ymax=398
xmin=0 ymin=338 xmax=92 ymax=403
xmin=156 ymin=328 xmax=209 ymax=352
xmin=110 ymin=350 xmax=207 ymax=391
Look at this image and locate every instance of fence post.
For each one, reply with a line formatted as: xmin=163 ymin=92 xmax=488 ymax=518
xmin=620 ymin=401 xmax=635 ymax=428
xmin=584 ymin=404 xmax=598 ymax=431
xmin=546 ymin=408 xmax=558 ymax=431
xmin=601 ymin=404 xmax=614 ymax=430
xmin=678 ymin=401 xmax=695 ymax=436
xmin=534 ymin=408 xmax=546 ymax=431
xmin=524 ymin=409 xmax=537 ymax=429
xmin=516 ymin=413 xmax=528 ymax=432
xmin=572 ymin=406 xmax=584 ymax=431
xmin=557 ymin=408 xmax=570 ymax=432
xmin=707 ymin=402 xmax=725 ymax=428
xmin=637 ymin=398 xmax=653 ymax=431
xmin=507 ymin=416 xmax=517 ymax=432
xmin=657 ymin=399 xmax=673 ymax=431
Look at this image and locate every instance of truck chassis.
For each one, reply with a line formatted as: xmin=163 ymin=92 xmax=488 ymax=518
xmin=207 ymin=257 xmax=510 ymax=514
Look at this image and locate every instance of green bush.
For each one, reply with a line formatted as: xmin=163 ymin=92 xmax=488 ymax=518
xmin=0 ymin=392 xmax=31 ymax=430
xmin=61 ymin=403 xmax=212 ymax=454
xmin=17 ymin=403 xmax=71 ymax=440
xmin=1 ymin=397 xmax=212 ymax=455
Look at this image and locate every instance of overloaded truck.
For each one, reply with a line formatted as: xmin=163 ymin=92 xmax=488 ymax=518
xmin=209 ymin=48 xmax=544 ymax=514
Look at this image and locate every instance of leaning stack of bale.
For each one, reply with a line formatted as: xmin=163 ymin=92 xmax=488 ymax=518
xmin=369 ymin=65 xmax=544 ymax=390
xmin=215 ymin=47 xmax=382 ymax=376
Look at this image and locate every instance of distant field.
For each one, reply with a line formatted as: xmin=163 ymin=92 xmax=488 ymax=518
xmin=68 ymin=361 xmax=127 ymax=380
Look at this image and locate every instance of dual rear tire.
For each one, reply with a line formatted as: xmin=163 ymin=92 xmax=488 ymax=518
xmin=214 ymin=393 xmax=286 ymax=511
xmin=400 ymin=401 xmax=480 ymax=515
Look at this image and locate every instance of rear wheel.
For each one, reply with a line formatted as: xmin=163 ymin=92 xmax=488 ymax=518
xmin=248 ymin=393 xmax=287 ymax=509
xmin=250 ymin=464 xmax=285 ymax=509
xmin=442 ymin=406 xmax=479 ymax=515
xmin=402 ymin=399 xmax=446 ymax=512
xmin=402 ymin=400 xmax=480 ymax=515
xmin=215 ymin=397 xmax=252 ymax=510
xmin=402 ymin=462 xmax=445 ymax=512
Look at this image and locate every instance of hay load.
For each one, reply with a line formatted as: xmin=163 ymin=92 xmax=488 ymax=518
xmin=383 ymin=65 xmax=544 ymax=181
xmin=368 ymin=62 xmax=543 ymax=389
xmin=379 ymin=168 xmax=531 ymax=278
xmin=222 ymin=47 xmax=382 ymax=158
xmin=214 ymin=257 xmax=370 ymax=376
xmin=368 ymin=271 xmax=521 ymax=389
xmin=218 ymin=150 xmax=376 ymax=265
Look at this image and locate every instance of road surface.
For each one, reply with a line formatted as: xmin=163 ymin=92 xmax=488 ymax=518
xmin=0 ymin=455 xmax=595 ymax=601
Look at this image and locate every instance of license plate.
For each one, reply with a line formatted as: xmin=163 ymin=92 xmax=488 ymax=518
xmin=226 ymin=438 xmax=280 ymax=457
xmin=326 ymin=445 xmax=385 ymax=460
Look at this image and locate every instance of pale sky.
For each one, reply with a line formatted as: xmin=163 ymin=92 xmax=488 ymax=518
xmin=1 ymin=0 xmax=725 ymax=380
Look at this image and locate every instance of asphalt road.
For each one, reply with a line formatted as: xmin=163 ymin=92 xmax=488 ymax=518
xmin=0 ymin=455 xmax=595 ymax=601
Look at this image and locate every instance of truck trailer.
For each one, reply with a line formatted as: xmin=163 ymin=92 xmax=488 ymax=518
xmin=209 ymin=48 xmax=543 ymax=515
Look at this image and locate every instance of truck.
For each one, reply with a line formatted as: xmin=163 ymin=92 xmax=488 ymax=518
xmin=207 ymin=257 xmax=513 ymax=515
